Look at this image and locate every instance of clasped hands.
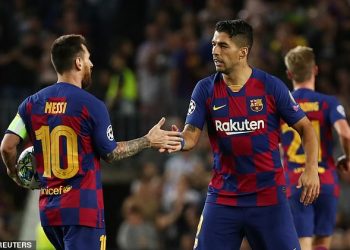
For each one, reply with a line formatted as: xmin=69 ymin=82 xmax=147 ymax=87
xmin=145 ymin=117 xmax=183 ymax=152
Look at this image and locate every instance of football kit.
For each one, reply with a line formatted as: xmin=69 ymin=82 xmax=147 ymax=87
xmin=186 ymin=68 xmax=305 ymax=250
xmin=7 ymin=82 xmax=116 ymax=249
xmin=281 ymin=88 xmax=346 ymax=237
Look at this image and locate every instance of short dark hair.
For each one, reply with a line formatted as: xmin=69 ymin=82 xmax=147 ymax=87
xmin=215 ymin=19 xmax=253 ymax=51
xmin=51 ymin=34 xmax=88 ymax=74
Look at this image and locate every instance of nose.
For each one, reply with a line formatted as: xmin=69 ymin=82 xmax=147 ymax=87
xmin=212 ymin=45 xmax=218 ymax=55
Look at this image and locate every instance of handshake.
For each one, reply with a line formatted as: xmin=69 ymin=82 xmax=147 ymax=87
xmin=145 ymin=117 xmax=184 ymax=153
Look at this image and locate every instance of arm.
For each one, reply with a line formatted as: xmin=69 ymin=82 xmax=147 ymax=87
xmin=292 ymin=116 xmax=320 ymax=205
xmin=105 ymin=117 xmax=182 ymax=162
xmin=161 ymin=123 xmax=202 ymax=153
xmin=0 ymin=133 xmax=23 ymax=186
xmin=334 ymin=119 xmax=350 ymax=171
xmin=105 ymin=136 xmax=150 ymax=162
xmin=179 ymin=124 xmax=202 ymax=151
xmin=160 ymin=80 xmax=207 ymax=153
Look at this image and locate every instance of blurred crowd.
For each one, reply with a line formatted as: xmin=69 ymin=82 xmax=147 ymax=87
xmin=1 ymin=0 xmax=350 ymax=249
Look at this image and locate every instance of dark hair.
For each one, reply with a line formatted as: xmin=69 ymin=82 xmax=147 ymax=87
xmin=215 ymin=19 xmax=253 ymax=51
xmin=51 ymin=34 xmax=88 ymax=74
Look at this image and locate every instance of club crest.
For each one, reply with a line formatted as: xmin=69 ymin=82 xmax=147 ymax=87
xmin=250 ymin=99 xmax=263 ymax=112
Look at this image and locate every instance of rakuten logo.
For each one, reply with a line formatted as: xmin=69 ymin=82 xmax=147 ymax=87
xmin=215 ymin=119 xmax=265 ymax=135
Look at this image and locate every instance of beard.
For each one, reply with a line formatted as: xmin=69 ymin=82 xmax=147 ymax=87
xmin=214 ymin=59 xmax=229 ymax=74
xmin=215 ymin=66 xmax=230 ymax=75
xmin=81 ymin=65 xmax=92 ymax=89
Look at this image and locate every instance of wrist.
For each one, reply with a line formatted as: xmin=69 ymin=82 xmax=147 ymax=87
xmin=180 ymin=138 xmax=185 ymax=151
xmin=7 ymin=167 xmax=17 ymax=177
xmin=143 ymin=135 xmax=151 ymax=148
xmin=304 ymin=163 xmax=318 ymax=172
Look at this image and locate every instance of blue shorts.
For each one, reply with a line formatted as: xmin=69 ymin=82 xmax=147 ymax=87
xmin=289 ymin=191 xmax=338 ymax=237
xmin=194 ymin=201 xmax=300 ymax=250
xmin=43 ymin=225 xmax=106 ymax=250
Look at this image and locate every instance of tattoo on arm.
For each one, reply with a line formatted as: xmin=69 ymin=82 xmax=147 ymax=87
xmin=106 ymin=136 xmax=150 ymax=162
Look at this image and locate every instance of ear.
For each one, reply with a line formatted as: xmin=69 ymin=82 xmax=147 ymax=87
xmin=75 ymin=57 xmax=83 ymax=71
xmin=286 ymin=70 xmax=293 ymax=80
xmin=239 ymin=47 xmax=249 ymax=59
xmin=314 ymin=65 xmax=318 ymax=76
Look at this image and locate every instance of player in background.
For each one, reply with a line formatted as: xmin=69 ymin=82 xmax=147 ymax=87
xmin=281 ymin=46 xmax=350 ymax=250
xmin=0 ymin=34 xmax=182 ymax=250
xmin=163 ymin=20 xmax=320 ymax=250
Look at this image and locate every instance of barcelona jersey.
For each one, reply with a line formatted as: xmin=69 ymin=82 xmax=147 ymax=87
xmin=186 ymin=68 xmax=305 ymax=206
xmin=281 ymin=88 xmax=346 ymax=197
xmin=17 ymin=82 xmax=117 ymax=228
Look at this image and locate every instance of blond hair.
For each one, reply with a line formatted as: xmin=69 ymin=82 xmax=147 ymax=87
xmin=284 ymin=46 xmax=315 ymax=82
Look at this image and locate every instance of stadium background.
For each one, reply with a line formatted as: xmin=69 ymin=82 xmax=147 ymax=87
xmin=0 ymin=0 xmax=350 ymax=249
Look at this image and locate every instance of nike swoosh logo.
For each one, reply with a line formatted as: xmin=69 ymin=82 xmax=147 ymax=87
xmin=213 ymin=104 xmax=226 ymax=111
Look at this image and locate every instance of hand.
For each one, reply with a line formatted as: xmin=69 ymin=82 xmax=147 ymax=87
xmin=7 ymin=167 xmax=26 ymax=188
xmin=297 ymin=167 xmax=320 ymax=206
xmin=159 ymin=124 xmax=182 ymax=153
xmin=146 ymin=117 xmax=183 ymax=150
xmin=336 ymin=155 xmax=350 ymax=172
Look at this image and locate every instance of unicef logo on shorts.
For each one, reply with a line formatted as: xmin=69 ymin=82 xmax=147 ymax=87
xmin=187 ymin=99 xmax=196 ymax=115
xmin=106 ymin=125 xmax=114 ymax=141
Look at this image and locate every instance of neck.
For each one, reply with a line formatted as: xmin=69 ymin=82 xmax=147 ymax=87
xmin=293 ymin=78 xmax=315 ymax=91
xmin=222 ymin=63 xmax=252 ymax=86
xmin=57 ymin=72 xmax=82 ymax=88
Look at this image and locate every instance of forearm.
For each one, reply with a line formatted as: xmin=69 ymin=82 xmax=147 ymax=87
xmin=1 ymin=133 xmax=23 ymax=186
xmin=1 ymin=145 xmax=17 ymax=175
xmin=301 ymin=125 xmax=319 ymax=169
xmin=105 ymin=136 xmax=150 ymax=162
xmin=339 ymin=136 xmax=350 ymax=159
xmin=334 ymin=119 xmax=350 ymax=159
xmin=181 ymin=124 xmax=201 ymax=151
xmin=338 ymin=124 xmax=350 ymax=159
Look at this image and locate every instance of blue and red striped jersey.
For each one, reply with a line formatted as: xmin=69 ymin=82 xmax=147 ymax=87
xmin=281 ymin=88 xmax=346 ymax=197
xmin=186 ymin=68 xmax=305 ymax=206
xmin=18 ymin=82 xmax=117 ymax=228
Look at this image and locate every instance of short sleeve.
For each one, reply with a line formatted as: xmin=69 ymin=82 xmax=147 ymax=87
xmin=328 ymin=96 xmax=347 ymax=124
xmin=185 ymin=80 xmax=209 ymax=130
xmin=91 ymin=101 xmax=117 ymax=157
xmin=273 ymin=79 xmax=305 ymax=126
xmin=18 ymin=97 xmax=29 ymax=123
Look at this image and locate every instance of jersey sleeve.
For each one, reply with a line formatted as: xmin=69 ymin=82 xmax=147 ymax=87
xmin=328 ymin=96 xmax=347 ymax=124
xmin=185 ymin=80 xmax=209 ymax=130
xmin=273 ymin=78 xmax=305 ymax=126
xmin=90 ymin=101 xmax=117 ymax=157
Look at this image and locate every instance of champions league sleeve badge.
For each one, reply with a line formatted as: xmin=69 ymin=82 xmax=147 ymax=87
xmin=337 ymin=105 xmax=346 ymax=117
xmin=106 ymin=125 xmax=114 ymax=141
xmin=187 ymin=99 xmax=196 ymax=115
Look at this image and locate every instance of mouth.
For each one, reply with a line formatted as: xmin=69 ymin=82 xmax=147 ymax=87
xmin=213 ymin=58 xmax=224 ymax=67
